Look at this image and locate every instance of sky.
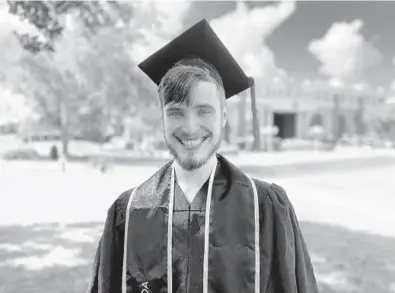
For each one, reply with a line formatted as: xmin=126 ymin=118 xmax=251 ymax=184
xmin=1 ymin=0 xmax=395 ymax=94
xmin=185 ymin=1 xmax=395 ymax=92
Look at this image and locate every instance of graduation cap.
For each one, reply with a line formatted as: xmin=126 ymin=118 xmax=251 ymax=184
xmin=138 ymin=19 xmax=253 ymax=99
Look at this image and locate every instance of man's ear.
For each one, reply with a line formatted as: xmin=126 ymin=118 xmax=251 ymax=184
xmin=222 ymin=104 xmax=228 ymax=128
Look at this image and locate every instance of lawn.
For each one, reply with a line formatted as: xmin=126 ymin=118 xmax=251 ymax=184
xmin=1 ymin=152 xmax=394 ymax=292
xmin=302 ymin=222 xmax=395 ymax=293
xmin=0 ymin=221 xmax=394 ymax=293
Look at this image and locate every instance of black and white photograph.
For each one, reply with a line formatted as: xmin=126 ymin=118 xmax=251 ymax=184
xmin=0 ymin=1 xmax=394 ymax=293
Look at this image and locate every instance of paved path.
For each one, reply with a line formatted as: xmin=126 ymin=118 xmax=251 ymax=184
xmin=0 ymin=150 xmax=394 ymax=238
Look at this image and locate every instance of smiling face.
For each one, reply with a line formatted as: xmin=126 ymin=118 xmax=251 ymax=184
xmin=163 ymin=81 xmax=227 ymax=171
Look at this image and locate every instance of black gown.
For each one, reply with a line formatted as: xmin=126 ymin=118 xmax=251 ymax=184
xmin=87 ymin=154 xmax=319 ymax=293
xmin=172 ymin=178 xmax=208 ymax=293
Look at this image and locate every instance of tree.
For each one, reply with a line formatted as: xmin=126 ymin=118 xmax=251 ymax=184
xmin=332 ymin=94 xmax=341 ymax=144
xmin=11 ymin=52 xmax=83 ymax=155
xmin=3 ymin=0 xmax=189 ymax=158
xmin=249 ymin=77 xmax=261 ymax=150
xmin=365 ymin=101 xmax=395 ymax=142
xmin=237 ymin=90 xmax=247 ymax=149
xmin=354 ymin=96 xmax=367 ymax=143
xmin=6 ymin=1 xmax=133 ymax=54
xmin=3 ymin=1 xmax=137 ymax=157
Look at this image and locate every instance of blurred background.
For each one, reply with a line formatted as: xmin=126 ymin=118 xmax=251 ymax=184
xmin=0 ymin=1 xmax=394 ymax=293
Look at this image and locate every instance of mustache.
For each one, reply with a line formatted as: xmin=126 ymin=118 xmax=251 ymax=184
xmin=174 ymin=132 xmax=211 ymax=139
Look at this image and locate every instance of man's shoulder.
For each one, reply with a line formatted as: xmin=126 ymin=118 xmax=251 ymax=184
xmin=108 ymin=188 xmax=134 ymax=226
xmin=116 ymin=188 xmax=134 ymax=208
xmin=251 ymin=178 xmax=287 ymax=197
xmin=106 ymin=161 xmax=173 ymax=226
xmin=220 ymin=155 xmax=288 ymax=200
xmin=250 ymin=178 xmax=293 ymax=213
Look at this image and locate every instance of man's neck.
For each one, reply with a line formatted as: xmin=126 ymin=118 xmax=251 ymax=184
xmin=174 ymin=155 xmax=218 ymax=188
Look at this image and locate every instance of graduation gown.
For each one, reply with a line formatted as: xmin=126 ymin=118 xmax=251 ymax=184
xmin=87 ymin=154 xmax=318 ymax=293
xmin=171 ymin=174 xmax=209 ymax=293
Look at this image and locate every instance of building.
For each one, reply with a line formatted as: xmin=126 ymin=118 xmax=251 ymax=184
xmin=226 ymin=80 xmax=385 ymax=148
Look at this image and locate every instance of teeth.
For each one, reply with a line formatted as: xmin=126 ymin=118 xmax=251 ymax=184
xmin=181 ymin=138 xmax=204 ymax=148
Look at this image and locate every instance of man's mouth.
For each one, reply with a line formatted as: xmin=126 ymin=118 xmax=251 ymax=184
xmin=176 ymin=136 xmax=208 ymax=149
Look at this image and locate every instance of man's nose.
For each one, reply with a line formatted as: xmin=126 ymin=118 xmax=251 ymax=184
xmin=182 ymin=114 xmax=199 ymax=133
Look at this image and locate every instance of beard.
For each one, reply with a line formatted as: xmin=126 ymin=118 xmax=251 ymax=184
xmin=165 ymin=129 xmax=222 ymax=171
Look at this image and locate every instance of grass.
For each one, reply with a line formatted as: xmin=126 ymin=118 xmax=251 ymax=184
xmin=302 ymin=222 xmax=395 ymax=293
xmin=0 ymin=222 xmax=394 ymax=293
xmin=0 ymin=222 xmax=103 ymax=293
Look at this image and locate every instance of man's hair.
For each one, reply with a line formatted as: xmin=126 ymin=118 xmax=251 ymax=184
xmin=157 ymin=57 xmax=226 ymax=108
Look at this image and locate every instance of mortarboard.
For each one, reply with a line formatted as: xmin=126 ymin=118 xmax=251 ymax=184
xmin=138 ymin=18 xmax=253 ymax=99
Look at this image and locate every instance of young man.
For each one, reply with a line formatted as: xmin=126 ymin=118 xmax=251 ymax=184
xmin=88 ymin=19 xmax=318 ymax=293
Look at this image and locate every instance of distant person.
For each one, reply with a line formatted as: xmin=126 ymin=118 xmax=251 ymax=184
xmin=88 ymin=19 xmax=318 ymax=293
xmin=50 ymin=144 xmax=59 ymax=160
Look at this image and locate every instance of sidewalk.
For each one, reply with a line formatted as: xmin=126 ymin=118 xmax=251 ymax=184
xmin=97 ymin=146 xmax=395 ymax=168
xmin=1 ymin=147 xmax=393 ymax=176
xmin=226 ymin=147 xmax=395 ymax=167
xmin=0 ymin=147 xmax=393 ymax=227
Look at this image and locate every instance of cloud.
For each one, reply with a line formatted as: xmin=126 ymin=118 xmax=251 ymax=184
xmin=308 ymin=19 xmax=382 ymax=82
xmin=126 ymin=0 xmax=296 ymax=89
xmin=209 ymin=1 xmax=296 ymax=83
xmin=128 ymin=0 xmax=192 ymax=64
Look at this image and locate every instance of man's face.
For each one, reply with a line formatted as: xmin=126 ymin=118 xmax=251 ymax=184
xmin=163 ymin=81 xmax=227 ymax=171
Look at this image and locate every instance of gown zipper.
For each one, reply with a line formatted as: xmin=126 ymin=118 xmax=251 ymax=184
xmin=186 ymin=204 xmax=191 ymax=293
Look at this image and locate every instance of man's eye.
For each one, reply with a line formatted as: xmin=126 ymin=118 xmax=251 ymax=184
xmin=198 ymin=109 xmax=212 ymax=115
xmin=168 ymin=112 xmax=183 ymax=117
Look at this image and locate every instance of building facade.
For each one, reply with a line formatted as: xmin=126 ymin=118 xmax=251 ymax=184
xmin=226 ymin=81 xmax=385 ymax=147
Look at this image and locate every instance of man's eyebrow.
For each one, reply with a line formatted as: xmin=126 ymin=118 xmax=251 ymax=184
xmin=165 ymin=104 xmax=215 ymax=111
xmin=194 ymin=104 xmax=215 ymax=110
xmin=165 ymin=106 xmax=184 ymax=111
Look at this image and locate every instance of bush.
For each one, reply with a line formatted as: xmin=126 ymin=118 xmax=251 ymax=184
xmin=2 ymin=148 xmax=41 ymax=160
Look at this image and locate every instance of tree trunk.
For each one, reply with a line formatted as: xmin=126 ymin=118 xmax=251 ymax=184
xmin=355 ymin=96 xmax=366 ymax=146
xmin=60 ymin=99 xmax=70 ymax=158
xmin=250 ymin=77 xmax=261 ymax=150
xmin=238 ymin=90 xmax=247 ymax=149
xmin=332 ymin=94 xmax=340 ymax=146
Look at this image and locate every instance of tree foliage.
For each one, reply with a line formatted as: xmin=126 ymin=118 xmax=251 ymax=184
xmin=6 ymin=1 xmax=133 ymax=53
xmin=2 ymin=0 xmax=187 ymax=155
xmin=3 ymin=1 xmax=156 ymax=143
xmin=365 ymin=102 xmax=395 ymax=141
